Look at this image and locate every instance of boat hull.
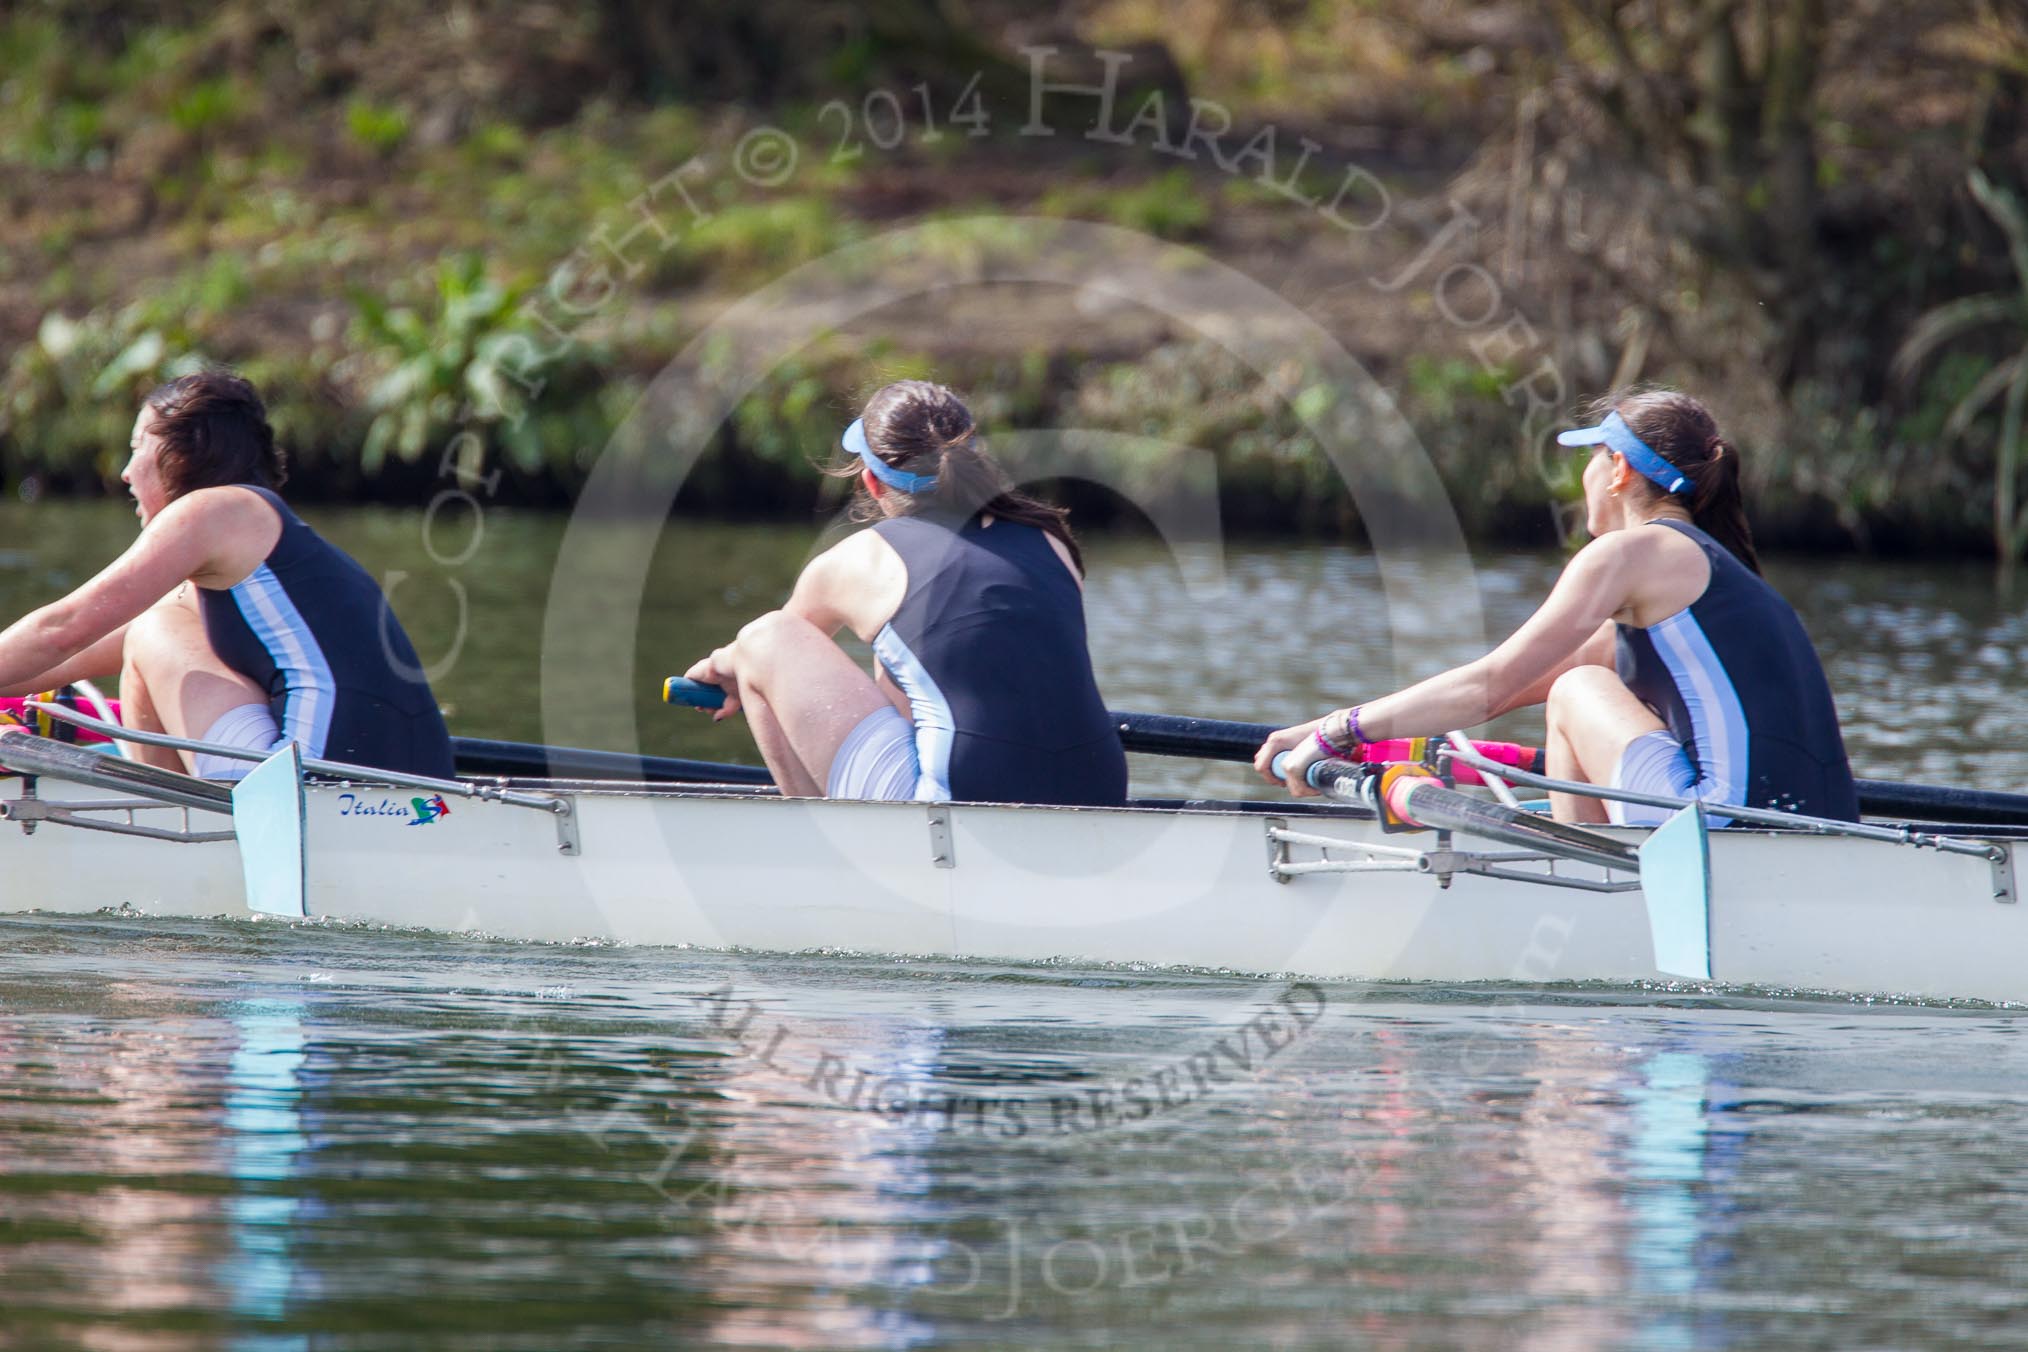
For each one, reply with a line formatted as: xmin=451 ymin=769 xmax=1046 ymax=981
xmin=2 ymin=779 xmax=2020 ymax=1003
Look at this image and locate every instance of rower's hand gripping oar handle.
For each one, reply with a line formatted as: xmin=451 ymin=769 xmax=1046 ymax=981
xmin=1271 ymin=749 xmax=1420 ymax=822
xmin=1270 ymin=749 xmax=1369 ymax=796
xmin=662 ymin=677 xmax=728 ymax=710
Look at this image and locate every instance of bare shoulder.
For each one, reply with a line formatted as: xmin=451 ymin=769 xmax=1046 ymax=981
xmin=1041 ymin=530 xmax=1083 ymax=588
xmin=160 ymin=485 xmax=283 ymax=587
xmin=166 ymin=484 xmax=282 ymax=535
xmin=1567 ymin=523 xmax=1697 ymax=575
xmin=1613 ymin=521 xmax=1712 ymax=623
xmin=795 ymin=525 xmax=907 ymax=638
xmin=1560 ymin=529 xmax=1639 ymax=582
xmin=805 ymin=525 xmax=902 ymax=585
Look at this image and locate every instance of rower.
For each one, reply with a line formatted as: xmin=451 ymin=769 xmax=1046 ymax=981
xmin=0 ymin=370 xmax=453 ymax=780
xmin=683 ymin=380 xmax=1127 ymax=805
xmin=1256 ymin=389 xmax=1858 ymax=826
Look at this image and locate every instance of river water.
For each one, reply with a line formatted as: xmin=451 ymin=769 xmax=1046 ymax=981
xmin=4 ymin=501 xmax=2028 ymax=1347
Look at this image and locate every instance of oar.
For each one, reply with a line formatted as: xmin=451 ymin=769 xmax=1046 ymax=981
xmin=1288 ymin=753 xmax=1640 ymax=871
xmin=451 ymin=737 xmax=773 ymax=787
xmin=1851 ymin=779 xmax=2028 ymax=827
xmin=657 ymin=680 xmax=1542 ymax=787
xmin=34 ymin=680 xmax=2028 ymax=820
xmin=1137 ymin=706 xmax=2028 ymax=827
xmin=1279 ymin=749 xmax=1712 ymax=979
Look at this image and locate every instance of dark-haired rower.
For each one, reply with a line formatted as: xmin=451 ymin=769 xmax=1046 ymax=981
xmin=684 ymin=379 xmax=1126 ymax=806
xmin=0 ymin=370 xmax=453 ymax=779
xmin=1255 ymin=389 xmax=1857 ymax=825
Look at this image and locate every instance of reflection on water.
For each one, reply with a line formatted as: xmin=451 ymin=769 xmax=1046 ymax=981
xmin=225 ymin=1000 xmax=307 ymax=1350
xmin=1627 ymin=1050 xmax=1715 ymax=1352
xmin=4 ymin=920 xmax=2028 ymax=1347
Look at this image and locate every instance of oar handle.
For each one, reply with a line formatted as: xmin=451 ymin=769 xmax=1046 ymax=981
xmin=662 ymin=677 xmax=728 ymax=710
xmin=1269 ymin=743 xmax=1528 ymax=791
xmin=1269 ymin=749 xmax=1355 ymax=791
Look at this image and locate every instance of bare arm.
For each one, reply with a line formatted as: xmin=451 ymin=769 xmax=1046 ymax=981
xmin=782 ymin=542 xmax=854 ymax=636
xmin=783 ymin=531 xmax=906 ymax=641
xmin=1356 ymin=540 xmax=1637 ymax=737
xmin=0 ymin=624 xmax=131 ymax=697
xmin=0 ymin=492 xmax=242 ymax=693
xmin=1487 ymin=619 xmax=1618 ymax=718
xmin=1255 ymin=537 xmax=1641 ymax=789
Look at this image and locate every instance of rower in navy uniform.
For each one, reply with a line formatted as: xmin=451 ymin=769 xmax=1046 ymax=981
xmin=0 ymin=370 xmax=453 ymax=780
xmin=1256 ymin=388 xmax=1858 ymax=826
xmin=684 ymin=380 xmax=1127 ymax=805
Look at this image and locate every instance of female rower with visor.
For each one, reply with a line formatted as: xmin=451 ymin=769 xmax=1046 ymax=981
xmin=1254 ymin=389 xmax=1858 ymax=825
xmin=682 ymin=380 xmax=1126 ymax=805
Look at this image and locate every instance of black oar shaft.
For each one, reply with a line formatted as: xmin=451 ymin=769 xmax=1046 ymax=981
xmin=1112 ymin=711 xmax=1275 ymax=761
xmin=1853 ymin=778 xmax=2028 ymax=826
xmin=1116 ymin=713 xmax=2028 ymax=828
xmin=451 ymin=738 xmax=774 ymax=786
xmin=466 ymin=710 xmax=2028 ymax=829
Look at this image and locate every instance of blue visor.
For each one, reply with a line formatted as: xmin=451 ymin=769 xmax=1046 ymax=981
xmin=1557 ymin=412 xmax=1691 ymax=496
xmin=844 ymin=418 xmax=938 ymax=496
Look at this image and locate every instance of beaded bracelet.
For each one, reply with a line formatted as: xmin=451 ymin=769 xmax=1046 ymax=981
xmin=1313 ymin=707 xmax=1361 ymax=760
xmin=1312 ymin=706 xmax=1366 ymax=760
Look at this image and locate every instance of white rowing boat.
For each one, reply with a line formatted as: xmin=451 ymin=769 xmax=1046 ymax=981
xmin=0 ymin=705 xmax=2021 ymax=1005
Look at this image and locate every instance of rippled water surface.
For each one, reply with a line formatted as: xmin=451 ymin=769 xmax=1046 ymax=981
xmin=8 ymin=917 xmax=2028 ymax=1349
xmin=5 ymin=503 xmax=2028 ymax=1346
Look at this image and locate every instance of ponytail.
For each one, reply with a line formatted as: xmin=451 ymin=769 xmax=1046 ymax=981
xmin=1689 ymin=436 xmax=1760 ymax=575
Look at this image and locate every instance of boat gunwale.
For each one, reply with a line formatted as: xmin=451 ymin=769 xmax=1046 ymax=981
xmin=343 ymin=776 xmax=2028 ymax=840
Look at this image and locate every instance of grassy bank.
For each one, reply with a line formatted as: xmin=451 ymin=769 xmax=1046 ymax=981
xmin=2 ymin=1 xmax=2023 ymax=555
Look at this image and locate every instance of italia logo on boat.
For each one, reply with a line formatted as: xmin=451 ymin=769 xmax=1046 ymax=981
xmin=334 ymin=791 xmax=451 ymax=825
xmin=409 ymin=794 xmax=451 ymax=826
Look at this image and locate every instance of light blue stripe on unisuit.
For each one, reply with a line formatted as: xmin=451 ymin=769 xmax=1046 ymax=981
xmin=1646 ymin=608 xmax=1748 ymax=826
xmin=872 ymin=623 xmax=953 ymax=801
xmin=231 ymin=564 xmax=337 ymax=758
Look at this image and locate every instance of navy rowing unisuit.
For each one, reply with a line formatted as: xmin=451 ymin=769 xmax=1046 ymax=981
xmin=1615 ymin=519 xmax=1858 ymax=821
xmin=871 ymin=513 xmax=1126 ymax=806
xmin=198 ymin=485 xmax=455 ymax=777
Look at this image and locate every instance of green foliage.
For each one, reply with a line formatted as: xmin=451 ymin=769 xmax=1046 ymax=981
xmin=1891 ymin=169 xmax=2028 ymax=563
xmin=347 ymin=252 xmax=606 ymax=479
xmin=0 ymin=306 xmax=205 ymax=487
xmin=1402 ymin=355 xmax=1510 ymax=417
xmin=657 ymin=197 xmax=852 ymax=287
xmin=728 ymin=358 xmax=838 ymax=468
xmin=1040 ymin=169 xmax=1212 ymax=241
xmin=1070 ymin=341 xmax=1341 ymax=524
xmin=168 ymin=77 xmax=239 ymax=136
xmin=0 ymin=17 xmax=107 ymax=169
xmin=346 ymin=100 xmax=410 ymax=157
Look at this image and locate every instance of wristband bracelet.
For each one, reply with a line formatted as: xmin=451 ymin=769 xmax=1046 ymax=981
xmin=1314 ymin=707 xmax=1360 ymax=760
xmin=1312 ymin=727 xmax=1349 ymax=761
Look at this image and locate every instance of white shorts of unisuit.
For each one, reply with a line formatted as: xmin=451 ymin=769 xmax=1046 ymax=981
xmin=191 ymin=703 xmax=286 ymax=781
xmin=826 ymin=705 xmax=925 ymax=801
xmin=1607 ymin=730 xmax=1702 ymax=827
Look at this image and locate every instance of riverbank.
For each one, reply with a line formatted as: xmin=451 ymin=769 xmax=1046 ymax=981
xmin=2 ymin=1 xmax=2017 ymax=555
